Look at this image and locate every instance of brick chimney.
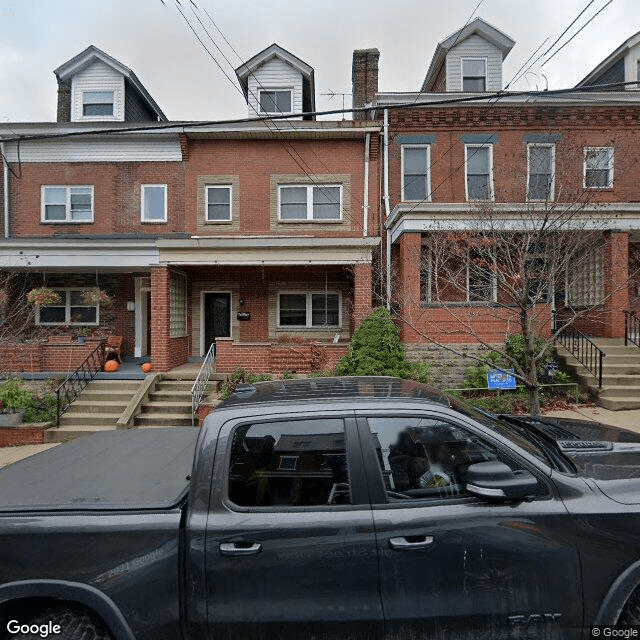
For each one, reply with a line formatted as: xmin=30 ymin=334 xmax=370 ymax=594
xmin=56 ymin=77 xmax=71 ymax=123
xmin=352 ymin=48 xmax=379 ymax=120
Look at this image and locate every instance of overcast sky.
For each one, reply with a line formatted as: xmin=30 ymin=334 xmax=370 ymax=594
xmin=0 ymin=0 xmax=637 ymax=123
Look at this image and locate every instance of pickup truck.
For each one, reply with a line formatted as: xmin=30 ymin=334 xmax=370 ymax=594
xmin=3 ymin=376 xmax=640 ymax=640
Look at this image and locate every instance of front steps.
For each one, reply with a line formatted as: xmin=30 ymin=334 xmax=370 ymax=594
xmin=556 ymin=339 xmax=640 ymax=410
xmin=46 ymin=380 xmax=141 ymax=443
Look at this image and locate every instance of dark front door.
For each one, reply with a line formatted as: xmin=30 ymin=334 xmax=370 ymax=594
xmin=204 ymin=292 xmax=231 ymax=354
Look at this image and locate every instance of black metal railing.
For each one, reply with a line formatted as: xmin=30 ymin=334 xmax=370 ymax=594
xmin=555 ymin=325 xmax=605 ymax=388
xmin=625 ymin=310 xmax=640 ymax=349
xmin=55 ymin=342 xmax=105 ymax=426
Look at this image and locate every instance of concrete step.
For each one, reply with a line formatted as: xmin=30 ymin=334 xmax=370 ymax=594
xmin=58 ymin=412 xmax=121 ymax=427
xmin=45 ymin=425 xmax=116 ymax=443
xmin=85 ymin=380 xmax=142 ymax=392
xmin=593 ymin=345 xmax=640 ymax=355
xmin=65 ymin=400 xmax=128 ymax=414
xmin=599 ymin=397 xmax=640 ymax=410
xmin=142 ymin=402 xmax=192 ymax=414
xmin=599 ymin=375 xmax=640 ymax=386
xmin=76 ymin=390 xmax=136 ymax=402
xmin=134 ymin=414 xmax=193 ymax=427
xmin=156 ymin=381 xmax=194 ymax=392
xmin=148 ymin=391 xmax=190 ymax=402
xmin=598 ymin=386 xmax=640 ymax=398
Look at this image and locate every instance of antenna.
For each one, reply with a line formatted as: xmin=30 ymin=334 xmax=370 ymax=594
xmin=320 ymin=89 xmax=353 ymax=120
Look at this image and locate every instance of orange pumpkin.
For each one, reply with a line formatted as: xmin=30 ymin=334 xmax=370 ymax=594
xmin=104 ymin=359 xmax=119 ymax=372
xmin=141 ymin=362 xmax=152 ymax=373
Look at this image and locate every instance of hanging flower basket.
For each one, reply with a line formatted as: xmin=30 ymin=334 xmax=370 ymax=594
xmin=26 ymin=287 xmax=61 ymax=307
xmin=80 ymin=287 xmax=112 ymax=306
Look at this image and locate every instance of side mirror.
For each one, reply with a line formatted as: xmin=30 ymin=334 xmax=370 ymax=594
xmin=466 ymin=461 xmax=538 ymax=502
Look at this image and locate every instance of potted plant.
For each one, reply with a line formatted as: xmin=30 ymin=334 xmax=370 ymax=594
xmin=26 ymin=287 xmax=61 ymax=307
xmin=0 ymin=381 xmax=27 ymax=427
xmin=80 ymin=287 xmax=112 ymax=306
xmin=75 ymin=327 xmax=91 ymax=345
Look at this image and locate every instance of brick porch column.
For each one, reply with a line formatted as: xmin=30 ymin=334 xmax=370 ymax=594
xmin=603 ymin=231 xmax=629 ymax=339
xmin=150 ymin=266 xmax=171 ymax=370
xmin=395 ymin=232 xmax=422 ymax=341
xmin=352 ymin=262 xmax=373 ymax=329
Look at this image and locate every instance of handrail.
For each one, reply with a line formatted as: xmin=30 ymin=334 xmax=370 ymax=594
xmin=555 ymin=325 xmax=605 ymax=388
xmin=55 ymin=342 xmax=105 ymax=426
xmin=624 ymin=310 xmax=640 ymax=348
xmin=191 ymin=342 xmax=216 ymax=427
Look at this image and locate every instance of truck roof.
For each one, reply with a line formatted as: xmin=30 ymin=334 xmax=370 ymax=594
xmin=218 ymin=376 xmax=451 ymax=409
xmin=0 ymin=428 xmax=198 ymax=512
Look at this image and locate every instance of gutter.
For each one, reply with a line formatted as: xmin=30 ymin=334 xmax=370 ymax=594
xmin=1 ymin=141 xmax=8 ymax=238
xmin=383 ymin=109 xmax=391 ymax=310
xmin=363 ymin=133 xmax=370 ymax=238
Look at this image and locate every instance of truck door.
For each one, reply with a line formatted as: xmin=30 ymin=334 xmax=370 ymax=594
xmin=357 ymin=411 xmax=583 ymax=640
xmin=204 ymin=414 xmax=383 ymax=640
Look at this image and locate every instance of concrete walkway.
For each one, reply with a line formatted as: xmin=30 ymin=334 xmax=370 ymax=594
xmin=0 ymin=444 xmax=59 ymax=468
xmin=543 ymin=406 xmax=640 ymax=434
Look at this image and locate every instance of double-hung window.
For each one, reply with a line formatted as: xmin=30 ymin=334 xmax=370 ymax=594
xmin=42 ymin=186 xmax=93 ymax=223
xmin=465 ymin=145 xmax=493 ymax=201
xmin=584 ymin=147 xmax=614 ymax=188
xmin=36 ymin=289 xmax=98 ymax=326
xmin=82 ymin=91 xmax=114 ymax=117
xmin=278 ymin=292 xmax=341 ymax=328
xmin=205 ymin=185 xmax=232 ymax=222
xmin=527 ymin=144 xmax=555 ymax=201
xmin=467 ymin=250 xmax=496 ymax=303
xmin=141 ymin=185 xmax=167 ymax=223
xmin=462 ymin=58 xmax=487 ymax=92
xmin=259 ymin=89 xmax=292 ymax=114
xmin=402 ymin=145 xmax=430 ymax=201
xmin=279 ymin=185 xmax=342 ymax=221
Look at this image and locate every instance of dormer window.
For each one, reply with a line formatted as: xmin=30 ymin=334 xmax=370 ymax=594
xmin=462 ymin=59 xmax=487 ymax=92
xmin=259 ymin=89 xmax=292 ymax=114
xmin=82 ymin=91 xmax=114 ymax=117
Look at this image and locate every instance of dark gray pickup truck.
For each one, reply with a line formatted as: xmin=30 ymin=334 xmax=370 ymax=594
xmin=3 ymin=376 xmax=640 ymax=640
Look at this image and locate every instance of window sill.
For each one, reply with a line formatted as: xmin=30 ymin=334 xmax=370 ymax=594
xmin=41 ymin=220 xmax=94 ymax=225
xmin=420 ymin=302 xmax=510 ymax=308
xmin=204 ymin=220 xmax=233 ymax=225
xmin=277 ymin=219 xmax=343 ymax=224
xmin=276 ymin=326 xmax=343 ymax=331
xmin=583 ymin=186 xmax=614 ymax=191
xmin=141 ymin=220 xmax=168 ymax=225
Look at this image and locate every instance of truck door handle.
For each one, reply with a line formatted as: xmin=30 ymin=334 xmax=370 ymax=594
xmin=219 ymin=542 xmax=262 ymax=556
xmin=389 ymin=535 xmax=434 ymax=551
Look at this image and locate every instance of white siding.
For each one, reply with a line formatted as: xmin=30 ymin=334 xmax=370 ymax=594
xmin=71 ymin=60 xmax=125 ymax=122
xmin=446 ymin=35 xmax=503 ymax=92
xmin=624 ymin=41 xmax=640 ymax=88
xmin=3 ymin=136 xmax=182 ymax=163
xmin=247 ymin=57 xmax=303 ymax=118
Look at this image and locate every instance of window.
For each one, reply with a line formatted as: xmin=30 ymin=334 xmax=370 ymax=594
xmin=584 ymin=147 xmax=614 ymax=188
xmin=278 ymin=292 xmax=341 ymax=328
xmin=467 ymin=250 xmax=496 ymax=302
xmin=465 ymin=145 xmax=493 ymax=200
xmin=170 ymin=272 xmax=187 ymax=338
xmin=402 ymin=146 xmax=430 ymax=201
xmin=205 ymin=186 xmax=232 ymax=222
xmin=141 ymin=185 xmax=167 ymax=223
xmin=36 ymin=289 xmax=98 ymax=326
xmin=42 ymin=186 xmax=93 ymax=223
xmin=462 ymin=58 xmax=487 ymax=92
xmin=259 ymin=89 xmax=292 ymax=114
xmin=278 ymin=185 xmax=342 ymax=221
xmin=82 ymin=91 xmax=114 ymax=117
xmin=228 ymin=419 xmax=351 ymax=507
xmin=527 ymin=144 xmax=555 ymax=201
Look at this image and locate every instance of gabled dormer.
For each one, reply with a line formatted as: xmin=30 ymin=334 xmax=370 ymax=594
xmin=577 ymin=30 xmax=640 ymax=91
xmin=235 ymin=44 xmax=315 ymax=120
xmin=421 ymin=18 xmax=515 ymax=93
xmin=54 ymin=45 xmax=166 ymax=123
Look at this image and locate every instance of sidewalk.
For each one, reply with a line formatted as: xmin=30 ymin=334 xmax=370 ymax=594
xmin=0 ymin=444 xmax=59 ymax=468
xmin=543 ymin=406 xmax=640 ymax=435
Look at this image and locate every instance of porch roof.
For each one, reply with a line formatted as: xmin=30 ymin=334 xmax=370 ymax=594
xmin=156 ymin=236 xmax=380 ymax=265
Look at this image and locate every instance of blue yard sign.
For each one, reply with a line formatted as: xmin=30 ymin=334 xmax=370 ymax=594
xmin=487 ymin=368 xmax=517 ymax=390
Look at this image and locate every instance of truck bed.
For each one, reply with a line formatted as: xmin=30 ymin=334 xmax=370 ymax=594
xmin=0 ymin=428 xmax=199 ymax=512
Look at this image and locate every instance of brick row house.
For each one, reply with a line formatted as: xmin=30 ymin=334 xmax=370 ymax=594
xmin=0 ymin=45 xmax=380 ymax=374
xmin=352 ymin=19 xmax=640 ymax=356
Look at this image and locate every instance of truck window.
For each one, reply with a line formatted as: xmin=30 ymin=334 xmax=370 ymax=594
xmin=228 ymin=418 xmax=352 ymax=507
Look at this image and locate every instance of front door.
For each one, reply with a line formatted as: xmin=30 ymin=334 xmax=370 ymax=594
xmin=357 ymin=410 xmax=583 ymax=640
xmin=204 ymin=413 xmax=383 ymax=640
xmin=203 ymin=292 xmax=231 ymax=355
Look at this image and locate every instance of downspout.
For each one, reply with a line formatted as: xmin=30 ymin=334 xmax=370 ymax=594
xmin=383 ymin=109 xmax=391 ymax=310
xmin=363 ymin=133 xmax=370 ymax=238
xmin=1 ymin=141 xmax=8 ymax=238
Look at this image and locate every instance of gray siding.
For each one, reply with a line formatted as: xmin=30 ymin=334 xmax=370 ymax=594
xmin=446 ymin=35 xmax=503 ymax=92
xmin=125 ymin=82 xmax=158 ymax=122
xmin=584 ymin=58 xmax=625 ymax=90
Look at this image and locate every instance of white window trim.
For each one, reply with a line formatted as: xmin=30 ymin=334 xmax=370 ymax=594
xmin=41 ymin=185 xmax=94 ymax=224
xmin=466 ymin=251 xmax=498 ymax=303
xmin=81 ymin=90 xmax=115 ymax=119
xmin=140 ymin=184 xmax=168 ymax=223
xmin=35 ymin=288 xmax=100 ymax=326
xmin=526 ymin=143 xmax=556 ymax=202
xmin=276 ymin=291 xmax=342 ymax=329
xmin=583 ymin=147 xmax=614 ymax=189
xmin=278 ymin=455 xmax=299 ymax=470
xmin=464 ymin=145 xmax=494 ymax=202
xmin=401 ymin=145 xmax=431 ymax=202
xmin=204 ymin=184 xmax=233 ymax=222
xmin=461 ymin=57 xmax=488 ymax=92
xmin=258 ymin=88 xmax=294 ymax=115
xmin=277 ymin=185 xmax=343 ymax=221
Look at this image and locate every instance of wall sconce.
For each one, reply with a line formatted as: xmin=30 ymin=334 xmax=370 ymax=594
xmin=126 ymin=301 xmax=135 ymax=312
xmin=239 ymin=299 xmax=246 ymax=306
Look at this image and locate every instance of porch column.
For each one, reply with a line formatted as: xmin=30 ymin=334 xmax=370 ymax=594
xmin=395 ymin=232 xmax=422 ymax=341
xmin=150 ymin=266 xmax=171 ymax=370
xmin=352 ymin=262 xmax=372 ymax=329
xmin=603 ymin=231 xmax=629 ymax=339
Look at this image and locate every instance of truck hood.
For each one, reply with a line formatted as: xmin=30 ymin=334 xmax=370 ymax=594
xmin=502 ymin=415 xmax=640 ymax=505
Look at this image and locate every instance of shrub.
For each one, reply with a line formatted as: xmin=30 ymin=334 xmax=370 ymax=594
xmin=505 ymin=332 xmax=552 ymax=376
xmin=463 ymin=351 xmax=501 ymax=390
xmin=282 ymin=370 xmax=294 ymax=380
xmin=408 ymin=361 xmax=431 ymax=384
xmin=336 ymin=307 xmax=411 ymax=378
xmin=0 ymin=379 xmax=57 ymax=423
